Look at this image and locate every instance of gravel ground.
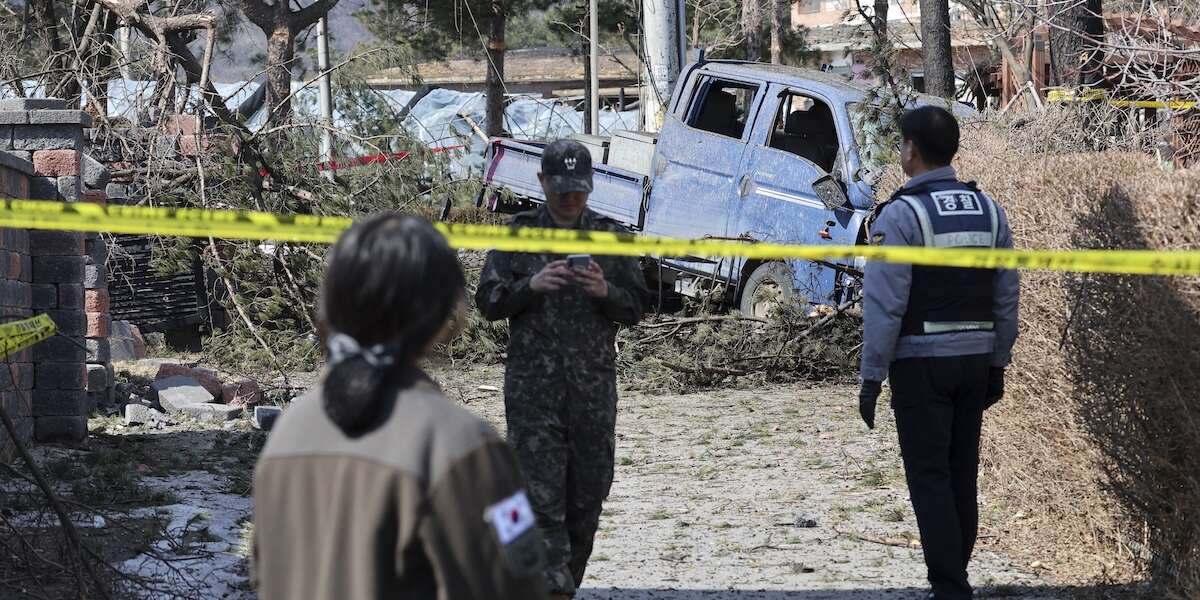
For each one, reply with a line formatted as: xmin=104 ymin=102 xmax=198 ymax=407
xmin=43 ymin=362 xmax=1135 ymax=599
xmin=436 ymin=365 xmax=1082 ymax=600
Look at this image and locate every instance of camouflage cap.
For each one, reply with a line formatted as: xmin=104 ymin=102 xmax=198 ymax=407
xmin=540 ymin=139 xmax=594 ymax=194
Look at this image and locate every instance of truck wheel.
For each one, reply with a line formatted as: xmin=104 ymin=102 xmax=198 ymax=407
xmin=739 ymin=262 xmax=795 ymax=319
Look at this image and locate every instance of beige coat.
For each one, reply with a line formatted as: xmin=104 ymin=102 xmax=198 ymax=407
xmin=253 ymin=377 xmax=548 ymax=600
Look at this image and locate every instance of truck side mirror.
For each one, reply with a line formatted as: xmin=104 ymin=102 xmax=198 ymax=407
xmin=813 ymin=175 xmax=849 ymax=211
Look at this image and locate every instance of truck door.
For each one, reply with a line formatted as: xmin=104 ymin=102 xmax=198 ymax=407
xmin=645 ymin=75 xmax=765 ymax=277
xmin=731 ymin=85 xmax=858 ymax=305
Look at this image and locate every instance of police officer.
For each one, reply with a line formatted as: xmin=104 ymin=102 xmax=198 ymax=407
xmin=476 ymin=139 xmax=650 ymax=598
xmin=858 ymin=106 xmax=1020 ymax=600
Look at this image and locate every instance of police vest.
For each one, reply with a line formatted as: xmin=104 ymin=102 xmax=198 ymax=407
xmin=890 ymin=179 xmax=999 ymax=337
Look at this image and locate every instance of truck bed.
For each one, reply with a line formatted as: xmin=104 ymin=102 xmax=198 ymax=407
xmin=482 ymin=139 xmax=649 ymax=228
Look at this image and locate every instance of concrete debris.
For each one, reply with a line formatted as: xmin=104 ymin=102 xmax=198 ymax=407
xmin=152 ymin=376 xmax=215 ymax=414
xmin=223 ymin=379 xmax=262 ymax=408
xmin=179 ymin=402 xmax=242 ymax=424
xmin=110 ymin=320 xmax=147 ymax=360
xmin=156 ymin=363 xmax=223 ymax=399
xmin=253 ymin=406 xmax=282 ymax=431
xmin=124 ymin=403 xmax=172 ymax=426
xmin=81 ymin=153 xmax=109 ymax=189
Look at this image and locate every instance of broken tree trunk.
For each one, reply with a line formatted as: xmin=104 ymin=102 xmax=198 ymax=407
xmin=91 ymin=0 xmax=231 ymax=124
xmin=241 ymin=0 xmax=341 ymax=126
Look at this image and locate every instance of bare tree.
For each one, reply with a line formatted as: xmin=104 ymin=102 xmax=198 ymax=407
xmin=872 ymin=0 xmax=889 ymax=38
xmin=769 ymin=0 xmax=783 ymax=63
xmin=743 ymin=0 xmax=763 ymax=61
xmin=1047 ymin=0 xmax=1104 ymax=86
xmin=240 ymin=0 xmax=340 ymax=125
xmin=957 ymin=0 xmax=1038 ymax=91
xmin=920 ymin=0 xmax=956 ymax=96
xmin=91 ymin=0 xmax=230 ymax=123
xmin=687 ymin=0 xmax=744 ymax=56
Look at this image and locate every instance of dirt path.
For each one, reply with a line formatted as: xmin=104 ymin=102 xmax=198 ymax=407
xmin=55 ymin=364 xmax=1092 ymax=599
xmin=437 ymin=366 xmax=1063 ymax=600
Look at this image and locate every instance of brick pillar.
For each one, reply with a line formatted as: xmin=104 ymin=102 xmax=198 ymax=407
xmin=1 ymin=98 xmax=95 ymax=445
xmin=81 ymin=144 xmax=112 ymax=412
xmin=0 ymin=152 xmax=34 ymax=461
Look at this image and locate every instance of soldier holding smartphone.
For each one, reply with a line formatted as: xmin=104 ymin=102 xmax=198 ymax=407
xmin=476 ymin=139 xmax=650 ymax=599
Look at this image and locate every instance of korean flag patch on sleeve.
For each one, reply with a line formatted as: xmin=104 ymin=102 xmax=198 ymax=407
xmin=485 ymin=490 xmax=545 ymax=576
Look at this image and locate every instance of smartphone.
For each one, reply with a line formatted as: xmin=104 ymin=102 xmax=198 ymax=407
xmin=567 ymin=254 xmax=592 ymax=269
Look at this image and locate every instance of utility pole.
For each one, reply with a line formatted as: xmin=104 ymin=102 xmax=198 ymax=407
xmin=640 ymin=0 xmax=686 ymax=132
xmin=588 ymin=0 xmax=600 ymax=135
xmin=317 ymin=16 xmax=335 ymax=182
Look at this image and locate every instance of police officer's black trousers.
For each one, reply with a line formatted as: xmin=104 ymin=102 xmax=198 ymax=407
xmin=889 ymin=353 xmax=990 ymax=600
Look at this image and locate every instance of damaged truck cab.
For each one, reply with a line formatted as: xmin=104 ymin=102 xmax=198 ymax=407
xmin=480 ymin=58 xmax=966 ymax=313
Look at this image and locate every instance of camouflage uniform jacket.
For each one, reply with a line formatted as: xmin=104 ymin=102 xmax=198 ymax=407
xmin=475 ymin=206 xmax=649 ymax=371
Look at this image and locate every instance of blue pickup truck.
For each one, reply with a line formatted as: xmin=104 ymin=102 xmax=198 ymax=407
xmin=479 ymin=58 xmax=969 ymax=315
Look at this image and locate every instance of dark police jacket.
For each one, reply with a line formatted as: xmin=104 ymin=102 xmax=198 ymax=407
xmin=860 ymin=166 xmax=1020 ymax=382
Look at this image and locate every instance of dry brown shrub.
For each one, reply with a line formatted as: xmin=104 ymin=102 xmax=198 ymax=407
xmin=893 ymin=115 xmax=1200 ymax=594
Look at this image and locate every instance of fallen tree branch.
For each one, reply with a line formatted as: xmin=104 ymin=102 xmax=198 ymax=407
xmin=0 ymin=387 xmax=112 ymax=599
xmin=660 ymin=361 xmax=751 ymax=377
xmin=796 ymin=296 xmax=861 ymax=341
xmin=832 ymin=524 xmax=920 ymax=549
xmin=639 ymin=315 xmax=769 ymax=329
xmin=206 ymin=238 xmax=293 ymax=389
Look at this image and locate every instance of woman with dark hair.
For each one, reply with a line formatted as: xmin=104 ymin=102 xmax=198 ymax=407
xmin=253 ymin=213 xmax=548 ymax=600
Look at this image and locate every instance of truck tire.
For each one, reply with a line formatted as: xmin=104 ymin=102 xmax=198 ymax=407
xmin=738 ymin=262 xmax=795 ymax=319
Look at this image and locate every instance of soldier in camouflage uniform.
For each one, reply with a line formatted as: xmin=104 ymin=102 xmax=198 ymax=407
xmin=476 ymin=140 xmax=649 ymax=598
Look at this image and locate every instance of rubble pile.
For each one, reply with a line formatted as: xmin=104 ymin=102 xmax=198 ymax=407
xmin=119 ymin=362 xmax=264 ymax=428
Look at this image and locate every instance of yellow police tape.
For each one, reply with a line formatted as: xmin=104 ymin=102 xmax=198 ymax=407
xmin=0 ymin=314 xmax=58 ymax=358
xmin=1 ymin=199 xmax=1199 ymax=276
xmin=1046 ymin=88 xmax=1198 ymax=110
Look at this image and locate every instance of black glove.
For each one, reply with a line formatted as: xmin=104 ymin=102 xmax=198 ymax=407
xmin=859 ymin=379 xmax=882 ymax=430
xmin=985 ymin=367 xmax=1005 ymax=410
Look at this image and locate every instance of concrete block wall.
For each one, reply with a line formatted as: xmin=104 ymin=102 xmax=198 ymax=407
xmin=0 ymin=98 xmax=110 ymax=453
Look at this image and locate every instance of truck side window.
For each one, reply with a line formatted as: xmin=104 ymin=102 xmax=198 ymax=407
xmin=688 ymin=80 xmax=757 ymax=140
xmin=767 ymin=93 xmax=840 ymax=174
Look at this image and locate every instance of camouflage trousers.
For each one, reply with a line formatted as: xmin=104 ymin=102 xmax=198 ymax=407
xmin=504 ymin=365 xmax=618 ymax=596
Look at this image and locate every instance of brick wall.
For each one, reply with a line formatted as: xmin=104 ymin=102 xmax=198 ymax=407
xmin=0 ymin=151 xmax=34 ymax=460
xmin=0 ymin=98 xmax=111 ymax=457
